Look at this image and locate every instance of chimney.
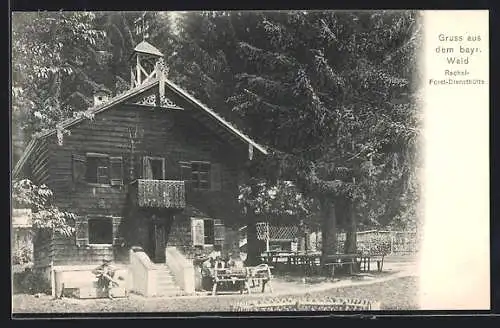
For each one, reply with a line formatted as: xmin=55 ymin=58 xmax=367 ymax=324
xmin=93 ymin=86 xmax=112 ymax=107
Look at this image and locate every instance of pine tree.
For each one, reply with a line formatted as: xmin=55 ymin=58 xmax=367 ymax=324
xmin=224 ymin=11 xmax=423 ymax=261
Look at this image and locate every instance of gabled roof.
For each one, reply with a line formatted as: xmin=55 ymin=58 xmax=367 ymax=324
xmin=133 ymin=41 xmax=164 ymax=57
xmin=13 ymin=77 xmax=268 ymax=178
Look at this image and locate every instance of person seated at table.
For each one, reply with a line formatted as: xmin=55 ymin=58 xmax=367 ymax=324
xmin=215 ymin=256 xmax=225 ymax=269
xmin=202 ymin=257 xmax=213 ymax=269
xmin=227 ymin=253 xmax=245 ymax=269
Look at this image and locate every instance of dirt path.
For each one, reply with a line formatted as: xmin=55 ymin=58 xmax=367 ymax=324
xmin=13 ymin=260 xmax=419 ymax=314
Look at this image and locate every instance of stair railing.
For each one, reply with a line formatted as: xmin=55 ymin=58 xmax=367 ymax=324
xmin=165 ymin=247 xmax=195 ymax=295
xmin=128 ymin=249 xmax=160 ymax=297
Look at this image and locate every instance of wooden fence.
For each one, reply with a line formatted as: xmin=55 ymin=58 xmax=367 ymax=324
xmin=308 ymin=230 xmax=418 ymax=255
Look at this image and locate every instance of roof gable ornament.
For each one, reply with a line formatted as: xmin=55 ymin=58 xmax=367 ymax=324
xmin=128 ymin=93 xmax=183 ymax=109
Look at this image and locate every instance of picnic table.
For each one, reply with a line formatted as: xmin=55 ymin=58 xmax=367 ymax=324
xmin=262 ymin=251 xmax=386 ymax=276
xmin=209 ymin=264 xmax=274 ymax=296
xmin=261 ymin=251 xmax=322 ymax=275
xmin=323 ymin=254 xmax=360 ymax=277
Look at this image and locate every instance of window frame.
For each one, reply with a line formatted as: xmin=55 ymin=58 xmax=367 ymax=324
xmin=143 ymin=156 xmax=166 ymax=180
xmin=191 ymin=217 xmax=215 ymax=247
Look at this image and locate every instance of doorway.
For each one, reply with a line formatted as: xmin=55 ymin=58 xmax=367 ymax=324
xmin=147 ymin=214 xmax=166 ymax=263
xmin=146 ymin=213 xmax=174 ymax=263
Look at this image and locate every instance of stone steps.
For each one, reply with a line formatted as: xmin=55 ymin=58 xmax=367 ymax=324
xmin=153 ymin=264 xmax=183 ymax=297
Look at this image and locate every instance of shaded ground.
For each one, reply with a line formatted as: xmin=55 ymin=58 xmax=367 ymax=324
xmin=12 ymin=276 xmax=418 ymax=313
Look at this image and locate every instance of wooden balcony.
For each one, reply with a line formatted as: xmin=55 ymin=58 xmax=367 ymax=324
xmin=130 ymin=179 xmax=186 ymax=209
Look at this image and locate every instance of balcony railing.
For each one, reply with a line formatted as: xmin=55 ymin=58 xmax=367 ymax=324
xmin=131 ymin=179 xmax=186 ymax=209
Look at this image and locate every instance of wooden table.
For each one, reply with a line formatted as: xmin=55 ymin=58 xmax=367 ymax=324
xmin=261 ymin=252 xmax=322 ymax=275
xmin=211 ymin=267 xmax=250 ymax=296
xmin=323 ymin=254 xmax=360 ymax=277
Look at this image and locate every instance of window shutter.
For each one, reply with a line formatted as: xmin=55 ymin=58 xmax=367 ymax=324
xmin=112 ymin=217 xmax=122 ymax=246
xmin=214 ymin=219 xmax=225 ymax=247
xmin=72 ymin=154 xmax=86 ymax=184
xmin=210 ymin=163 xmax=222 ymax=191
xmin=75 ymin=217 xmax=89 ymax=247
xmin=191 ymin=218 xmax=204 ymax=246
xmin=180 ymin=161 xmax=192 ymax=188
xmin=110 ymin=156 xmax=124 ymax=186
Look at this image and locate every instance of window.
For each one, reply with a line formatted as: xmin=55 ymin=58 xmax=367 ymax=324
xmin=180 ymin=161 xmax=222 ymax=191
xmin=73 ymin=154 xmax=123 ymax=186
xmin=85 ymin=153 xmax=109 ymax=184
xmin=191 ymin=218 xmax=225 ymax=247
xmin=191 ymin=218 xmax=214 ymax=246
xmin=143 ymin=156 xmax=165 ymax=180
xmin=75 ymin=216 xmax=122 ymax=247
xmin=191 ymin=161 xmax=211 ymax=190
xmin=88 ymin=218 xmax=113 ymax=245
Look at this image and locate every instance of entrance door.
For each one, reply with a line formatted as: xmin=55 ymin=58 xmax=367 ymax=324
xmin=153 ymin=223 xmax=166 ymax=263
xmin=148 ymin=215 xmax=166 ymax=263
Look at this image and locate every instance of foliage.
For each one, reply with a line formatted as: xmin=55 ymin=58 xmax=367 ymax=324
xmin=12 ymin=179 xmax=76 ymax=237
xmin=238 ymin=180 xmax=318 ymax=223
xmin=12 ymin=12 xmax=106 ymax=141
xmin=11 ymin=11 xmax=178 ymax=160
xmin=11 ymin=11 xmax=421 ymax=245
xmin=226 ymin=11 xmax=422 ymax=231
xmin=169 ymin=11 xmax=421 ymax=232
xmin=12 ymin=245 xmax=33 ymax=265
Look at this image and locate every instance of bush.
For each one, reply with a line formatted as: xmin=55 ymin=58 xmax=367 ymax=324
xmin=13 ymin=269 xmax=51 ymax=295
xmin=12 ymin=245 xmax=33 ymax=265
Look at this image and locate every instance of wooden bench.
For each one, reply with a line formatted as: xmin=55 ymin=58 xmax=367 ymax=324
xmin=359 ymin=254 xmax=386 ymax=272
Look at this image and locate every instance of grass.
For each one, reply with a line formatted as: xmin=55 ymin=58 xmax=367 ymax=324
xmin=12 ymin=276 xmax=418 ymax=313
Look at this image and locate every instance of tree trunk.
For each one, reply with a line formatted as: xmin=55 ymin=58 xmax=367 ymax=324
xmin=320 ymin=196 xmax=337 ymax=264
xmin=245 ymin=182 xmax=261 ymax=266
xmin=344 ymin=199 xmax=358 ymax=254
xmin=245 ymin=212 xmax=260 ymax=265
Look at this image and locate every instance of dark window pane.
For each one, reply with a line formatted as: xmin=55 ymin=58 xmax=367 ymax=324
xmin=86 ymin=157 xmax=98 ymax=183
xmin=97 ymin=166 xmax=109 ymax=184
xmin=88 ymin=219 xmax=113 ymax=244
xmin=86 ymin=156 xmax=109 ymax=184
xmin=150 ymin=159 xmax=164 ymax=180
xmin=191 ymin=161 xmax=211 ymax=190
